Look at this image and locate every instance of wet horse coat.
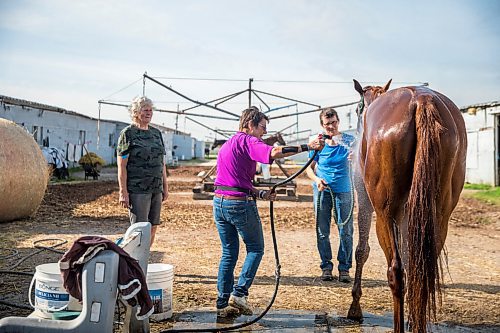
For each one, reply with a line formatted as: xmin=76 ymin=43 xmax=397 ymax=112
xmin=348 ymin=80 xmax=467 ymax=333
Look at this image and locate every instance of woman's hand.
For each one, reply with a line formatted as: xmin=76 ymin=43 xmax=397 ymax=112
xmin=308 ymin=136 xmax=325 ymax=151
xmin=259 ymin=189 xmax=277 ymax=201
xmin=119 ymin=191 xmax=130 ymax=208
xmin=264 ymin=190 xmax=277 ymax=201
xmin=315 ymin=178 xmax=328 ymax=192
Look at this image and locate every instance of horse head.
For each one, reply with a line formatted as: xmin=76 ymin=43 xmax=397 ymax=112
xmin=211 ymin=139 xmax=227 ymax=150
xmin=353 ymin=79 xmax=392 ymax=134
xmin=263 ymin=133 xmax=286 ymax=146
xmin=274 ymin=133 xmax=286 ymax=145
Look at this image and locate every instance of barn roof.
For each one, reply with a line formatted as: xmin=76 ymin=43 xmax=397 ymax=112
xmin=1 ymin=94 xmax=196 ymax=136
xmin=460 ymin=101 xmax=500 ymax=114
xmin=0 ymin=94 xmax=130 ymax=126
xmin=150 ymin=123 xmax=190 ymax=136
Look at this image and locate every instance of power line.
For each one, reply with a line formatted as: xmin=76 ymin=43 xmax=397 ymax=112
xmin=151 ymin=76 xmax=427 ymax=85
xmin=100 ymin=78 xmax=142 ymax=100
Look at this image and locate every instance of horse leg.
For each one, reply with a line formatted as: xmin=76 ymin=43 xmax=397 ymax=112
xmin=348 ymin=178 xmax=373 ymax=321
xmin=388 ymin=223 xmax=405 ymax=333
xmin=376 ymin=219 xmax=405 ymax=333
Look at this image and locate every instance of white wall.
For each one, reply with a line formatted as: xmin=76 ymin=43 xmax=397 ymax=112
xmin=466 ymin=129 xmax=495 ymax=184
xmin=161 ymin=131 xmax=174 ymax=165
xmin=462 ymin=106 xmax=498 ymax=185
xmin=1 ymin=102 xmax=120 ymax=165
xmin=172 ymin=133 xmax=192 ymax=160
xmin=192 ymin=138 xmax=205 ymax=160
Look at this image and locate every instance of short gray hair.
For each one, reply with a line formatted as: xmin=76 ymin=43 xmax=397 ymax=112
xmin=129 ymin=96 xmax=154 ymax=123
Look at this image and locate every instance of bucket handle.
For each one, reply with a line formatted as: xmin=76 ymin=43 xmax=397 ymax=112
xmin=29 ymin=275 xmax=69 ymax=312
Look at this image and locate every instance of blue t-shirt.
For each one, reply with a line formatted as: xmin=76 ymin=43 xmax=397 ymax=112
xmin=309 ymin=133 xmax=355 ymax=193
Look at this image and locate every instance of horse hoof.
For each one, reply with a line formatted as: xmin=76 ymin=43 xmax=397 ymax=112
xmin=347 ymin=305 xmax=363 ymax=322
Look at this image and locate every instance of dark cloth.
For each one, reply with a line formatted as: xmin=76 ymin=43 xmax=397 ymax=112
xmin=59 ymin=236 xmax=154 ymax=320
xmin=116 ymin=124 xmax=165 ymax=194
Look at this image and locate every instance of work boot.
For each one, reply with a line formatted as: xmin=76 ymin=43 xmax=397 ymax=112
xmin=321 ymin=269 xmax=333 ymax=281
xmin=338 ymin=270 xmax=351 ymax=283
xmin=216 ymin=305 xmax=240 ymax=318
xmin=229 ymin=295 xmax=253 ymax=315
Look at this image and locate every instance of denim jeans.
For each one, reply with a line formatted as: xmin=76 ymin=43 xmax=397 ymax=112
xmin=213 ymin=196 xmax=264 ymax=309
xmin=313 ymin=187 xmax=353 ymax=272
xmin=129 ymin=192 xmax=162 ymax=225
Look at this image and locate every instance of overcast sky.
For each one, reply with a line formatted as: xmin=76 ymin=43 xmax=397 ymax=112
xmin=1 ymin=0 xmax=499 ymax=141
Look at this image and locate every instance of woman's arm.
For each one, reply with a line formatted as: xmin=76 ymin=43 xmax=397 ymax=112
xmin=306 ymin=160 xmax=327 ymax=191
xmin=305 ymin=160 xmax=318 ymax=182
xmin=270 ymin=136 xmax=324 ymax=159
xmin=117 ymin=155 xmax=129 ymax=208
xmin=162 ymin=164 xmax=169 ymax=202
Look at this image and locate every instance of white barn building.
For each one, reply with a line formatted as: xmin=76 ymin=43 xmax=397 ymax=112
xmin=460 ymin=101 xmax=500 ymax=186
xmin=1 ymin=95 xmax=205 ymax=167
xmin=0 ymin=95 xmax=126 ymax=165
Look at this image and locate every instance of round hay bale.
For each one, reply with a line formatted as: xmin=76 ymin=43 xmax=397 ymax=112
xmin=0 ymin=119 xmax=49 ymax=222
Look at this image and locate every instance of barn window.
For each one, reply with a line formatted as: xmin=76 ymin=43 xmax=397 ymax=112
xmin=79 ymin=130 xmax=86 ymax=145
xmin=109 ymin=133 xmax=115 ymax=147
xmin=32 ymin=126 xmax=39 ymax=142
xmin=79 ymin=130 xmax=86 ymax=156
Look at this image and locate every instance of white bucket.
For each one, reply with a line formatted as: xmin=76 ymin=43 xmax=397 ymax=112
xmin=29 ymin=263 xmax=74 ymax=318
xmin=261 ymin=164 xmax=271 ymax=180
xmin=147 ymin=263 xmax=174 ymax=321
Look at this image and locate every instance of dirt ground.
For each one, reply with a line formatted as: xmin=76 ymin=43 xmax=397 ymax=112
xmin=0 ymin=165 xmax=499 ymax=332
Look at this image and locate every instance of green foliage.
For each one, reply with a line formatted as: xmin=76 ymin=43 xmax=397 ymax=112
xmin=464 ymin=183 xmax=492 ymax=190
xmin=471 ymin=187 xmax=500 ymax=206
xmin=464 ymin=184 xmax=500 ymax=206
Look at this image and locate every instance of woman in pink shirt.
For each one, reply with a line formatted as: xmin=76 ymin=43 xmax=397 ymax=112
xmin=213 ymin=106 xmax=324 ymax=317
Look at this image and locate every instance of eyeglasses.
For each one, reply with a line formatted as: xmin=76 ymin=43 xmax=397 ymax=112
xmin=258 ymin=124 xmax=267 ymax=131
xmin=323 ymin=120 xmax=338 ymax=126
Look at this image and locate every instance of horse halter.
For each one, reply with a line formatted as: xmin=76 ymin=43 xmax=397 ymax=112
xmin=356 ymin=95 xmax=365 ymax=116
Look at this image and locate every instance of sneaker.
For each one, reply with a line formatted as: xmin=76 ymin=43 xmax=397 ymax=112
xmin=216 ymin=305 xmax=240 ymax=318
xmin=229 ymin=295 xmax=253 ymax=315
xmin=338 ymin=270 xmax=351 ymax=283
xmin=321 ymin=269 xmax=333 ymax=281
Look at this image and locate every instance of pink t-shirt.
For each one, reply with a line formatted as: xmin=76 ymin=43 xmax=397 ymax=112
xmin=214 ymin=132 xmax=274 ymax=197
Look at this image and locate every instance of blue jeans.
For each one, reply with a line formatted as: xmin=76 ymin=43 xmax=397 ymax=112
xmin=313 ymin=187 xmax=354 ymax=272
xmin=213 ymin=196 xmax=264 ymax=309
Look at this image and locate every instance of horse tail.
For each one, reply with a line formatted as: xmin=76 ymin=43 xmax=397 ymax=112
xmin=406 ymin=95 xmax=444 ymax=333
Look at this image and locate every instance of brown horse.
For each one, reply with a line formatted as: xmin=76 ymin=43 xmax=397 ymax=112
xmin=348 ymin=79 xmax=467 ymax=333
xmin=266 ymin=132 xmax=286 ymax=146
xmin=211 ymin=132 xmax=285 ymax=150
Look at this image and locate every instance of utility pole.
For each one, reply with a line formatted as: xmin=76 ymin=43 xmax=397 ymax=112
xmin=296 ymin=104 xmax=299 ymax=143
xmin=142 ymin=71 xmax=147 ymax=96
xmin=248 ymin=78 xmax=253 ymax=108
xmin=175 ymin=104 xmax=179 ymax=134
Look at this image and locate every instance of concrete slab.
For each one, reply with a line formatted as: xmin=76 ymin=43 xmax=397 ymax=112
xmin=169 ymin=309 xmax=496 ymax=332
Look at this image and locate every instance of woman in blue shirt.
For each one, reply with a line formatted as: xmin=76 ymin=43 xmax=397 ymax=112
xmin=306 ymin=108 xmax=355 ymax=283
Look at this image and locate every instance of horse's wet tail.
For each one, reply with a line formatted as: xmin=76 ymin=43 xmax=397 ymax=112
xmin=407 ymin=96 xmax=444 ymax=333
